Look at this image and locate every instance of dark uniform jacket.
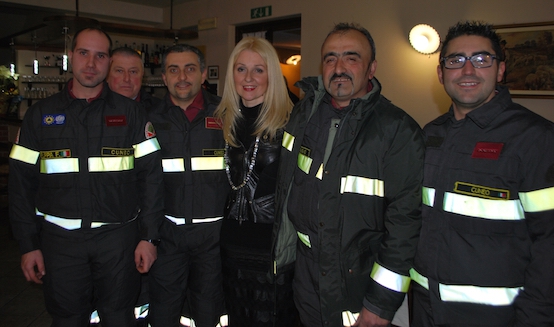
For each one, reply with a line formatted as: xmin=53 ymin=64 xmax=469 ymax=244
xmin=9 ymin=80 xmax=164 ymax=254
xmin=413 ymin=86 xmax=554 ymax=326
xmin=147 ymin=89 xmax=228 ymax=223
xmin=273 ymin=76 xmax=424 ymax=325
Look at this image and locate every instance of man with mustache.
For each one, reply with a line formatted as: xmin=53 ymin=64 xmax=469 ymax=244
xmin=411 ymin=21 xmax=554 ymax=327
xmin=273 ymin=23 xmax=424 ymax=327
xmin=146 ymin=44 xmax=227 ymax=327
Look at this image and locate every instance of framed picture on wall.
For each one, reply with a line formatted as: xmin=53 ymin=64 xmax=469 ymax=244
xmin=494 ymin=21 xmax=554 ymax=98
xmin=208 ymin=65 xmax=219 ymax=80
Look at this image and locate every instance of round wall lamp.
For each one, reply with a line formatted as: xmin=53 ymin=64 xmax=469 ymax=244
xmin=286 ymin=54 xmax=301 ymax=65
xmin=409 ymin=24 xmax=440 ymax=54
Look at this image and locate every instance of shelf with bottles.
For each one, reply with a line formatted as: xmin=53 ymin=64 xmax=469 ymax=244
xmin=19 ymin=75 xmax=67 ymax=105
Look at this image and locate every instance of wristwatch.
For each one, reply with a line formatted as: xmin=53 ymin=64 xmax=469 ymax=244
xmin=143 ymin=239 xmax=161 ymax=246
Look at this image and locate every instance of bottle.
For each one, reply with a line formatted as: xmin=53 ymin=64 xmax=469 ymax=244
xmin=144 ymin=44 xmax=150 ymax=68
xmin=141 ymin=43 xmax=146 ymax=64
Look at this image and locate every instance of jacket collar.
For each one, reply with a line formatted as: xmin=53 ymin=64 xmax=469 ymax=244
xmin=433 ymin=85 xmax=512 ymax=128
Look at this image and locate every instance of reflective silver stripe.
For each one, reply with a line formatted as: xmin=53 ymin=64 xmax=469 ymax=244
xmin=410 ymin=268 xmax=429 ymax=290
xmin=315 ymin=163 xmax=324 ymax=180
xmin=282 ymin=131 xmax=294 ymax=151
xmin=190 ymin=157 xmax=225 ymax=171
xmin=443 ymin=192 xmax=524 ymax=220
xmin=297 ymin=231 xmax=311 ymax=248
xmin=165 ymin=215 xmax=223 ymax=225
xmin=10 ymin=144 xmax=40 ymax=165
xmin=439 ymin=284 xmax=523 ymax=305
xmin=133 ymin=137 xmax=160 ymax=158
xmin=410 ymin=268 xmax=523 ymax=306
xmin=88 ymin=156 xmax=134 ymax=172
xmin=40 ymin=158 xmax=79 ymax=174
xmin=297 ymin=152 xmax=312 ymax=174
xmin=36 ymin=210 xmax=111 ymax=230
xmin=342 ymin=310 xmax=359 ymax=326
xmin=519 ymin=186 xmax=554 ymax=212
xmin=340 ymin=176 xmax=384 ymax=197
xmin=180 ymin=315 xmax=228 ymax=327
xmin=162 ymin=158 xmax=185 ymax=172
xmin=422 ymin=186 xmax=435 ymax=207
xmin=370 ymin=263 xmax=410 ymax=293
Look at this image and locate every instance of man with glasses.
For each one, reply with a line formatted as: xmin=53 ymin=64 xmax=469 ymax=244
xmin=411 ymin=21 xmax=554 ymax=326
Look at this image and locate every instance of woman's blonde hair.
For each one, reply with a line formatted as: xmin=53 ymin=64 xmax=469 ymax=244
xmin=215 ymin=37 xmax=293 ymax=147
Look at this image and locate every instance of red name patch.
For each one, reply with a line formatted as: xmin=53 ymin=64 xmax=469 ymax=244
xmin=472 ymin=142 xmax=504 ymax=159
xmin=205 ymin=117 xmax=223 ymax=130
xmin=105 ymin=115 xmax=127 ymax=126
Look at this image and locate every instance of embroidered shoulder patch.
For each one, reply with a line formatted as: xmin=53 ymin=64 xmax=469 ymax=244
xmin=454 ymin=181 xmax=510 ymax=200
xmin=145 ymin=121 xmax=156 ymax=139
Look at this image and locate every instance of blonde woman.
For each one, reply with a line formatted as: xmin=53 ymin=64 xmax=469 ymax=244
xmin=215 ymin=37 xmax=297 ymax=326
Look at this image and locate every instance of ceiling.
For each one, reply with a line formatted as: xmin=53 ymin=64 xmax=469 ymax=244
xmin=0 ymin=0 xmax=195 ymax=49
xmin=0 ymin=0 xmax=300 ymax=51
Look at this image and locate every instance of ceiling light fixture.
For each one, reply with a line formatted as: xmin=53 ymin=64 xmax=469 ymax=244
xmin=409 ymin=24 xmax=440 ymax=55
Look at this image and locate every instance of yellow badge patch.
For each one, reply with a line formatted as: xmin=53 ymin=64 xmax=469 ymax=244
xmin=454 ymin=181 xmax=510 ymax=200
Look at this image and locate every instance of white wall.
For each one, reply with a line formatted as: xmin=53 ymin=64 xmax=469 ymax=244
xmin=170 ymin=0 xmax=554 ymax=125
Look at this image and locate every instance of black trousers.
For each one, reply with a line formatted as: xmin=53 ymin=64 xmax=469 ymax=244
xmin=148 ymin=220 xmax=224 ymax=327
xmin=41 ymin=220 xmax=140 ymax=327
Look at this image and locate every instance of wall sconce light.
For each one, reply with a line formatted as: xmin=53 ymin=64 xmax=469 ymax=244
xmin=286 ymin=55 xmax=301 ymax=65
xmin=409 ymin=24 xmax=440 ymax=55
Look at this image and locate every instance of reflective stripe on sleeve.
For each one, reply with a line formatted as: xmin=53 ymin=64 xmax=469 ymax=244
xmin=342 ymin=311 xmax=359 ymax=326
xmin=190 ymin=157 xmax=225 ymax=171
xmin=410 ymin=268 xmax=523 ymax=306
xmin=370 ymin=263 xmax=410 ymax=293
xmin=162 ymin=158 xmax=185 ymax=172
xmin=439 ymin=284 xmax=523 ymax=306
xmin=297 ymin=152 xmax=312 ymax=174
xmin=297 ymin=231 xmax=311 ymax=248
xmin=422 ymin=187 xmax=435 ymax=207
xmin=282 ymin=131 xmax=294 ymax=151
xmin=443 ymin=192 xmax=524 ymax=220
xmin=40 ymin=158 xmax=79 ymax=174
xmin=10 ymin=144 xmax=40 ymax=165
xmin=88 ymin=156 xmax=134 ymax=172
xmin=340 ymin=176 xmax=384 ymax=197
xmin=133 ymin=137 xmax=160 ymax=158
xmin=519 ymin=186 xmax=554 ymax=212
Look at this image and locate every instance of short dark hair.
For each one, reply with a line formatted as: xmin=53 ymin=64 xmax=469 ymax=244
xmin=71 ymin=27 xmax=112 ymax=53
xmin=324 ymin=22 xmax=376 ymax=62
xmin=111 ymin=46 xmax=141 ymax=59
xmin=440 ymin=21 xmax=504 ymax=64
xmin=161 ymin=44 xmax=206 ymax=73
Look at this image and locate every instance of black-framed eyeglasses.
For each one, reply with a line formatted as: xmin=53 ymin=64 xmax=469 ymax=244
xmin=440 ymin=53 xmax=497 ymax=69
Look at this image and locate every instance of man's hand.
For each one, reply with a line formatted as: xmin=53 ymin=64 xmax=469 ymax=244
xmin=134 ymin=240 xmax=157 ymax=273
xmin=21 ymin=250 xmax=45 ymax=284
xmin=353 ymin=307 xmax=390 ymax=327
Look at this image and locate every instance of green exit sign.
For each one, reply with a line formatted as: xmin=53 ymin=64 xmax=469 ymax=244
xmin=251 ymin=6 xmax=272 ymax=19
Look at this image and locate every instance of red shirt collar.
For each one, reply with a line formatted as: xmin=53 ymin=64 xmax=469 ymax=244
xmin=68 ymin=79 xmax=103 ymax=103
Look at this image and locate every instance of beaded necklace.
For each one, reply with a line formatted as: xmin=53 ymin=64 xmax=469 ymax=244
xmin=225 ymin=136 xmax=260 ymax=191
